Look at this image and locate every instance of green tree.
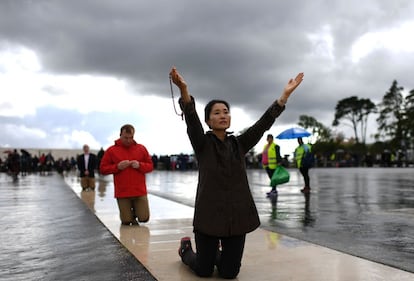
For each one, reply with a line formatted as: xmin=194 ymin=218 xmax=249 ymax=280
xmin=333 ymin=96 xmax=376 ymax=144
xmin=297 ymin=115 xmax=332 ymax=142
xmin=376 ymin=80 xmax=407 ymax=147
xmin=359 ymin=98 xmax=377 ymax=144
xmin=404 ymin=89 xmax=414 ymax=141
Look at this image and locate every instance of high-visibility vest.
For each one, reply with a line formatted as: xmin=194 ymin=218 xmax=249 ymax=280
xmin=295 ymin=144 xmax=312 ymax=167
xmin=262 ymin=142 xmax=278 ymax=169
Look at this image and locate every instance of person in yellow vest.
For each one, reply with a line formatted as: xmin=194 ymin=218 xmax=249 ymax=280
xmin=294 ymin=137 xmax=312 ymax=193
xmin=262 ymin=134 xmax=282 ymax=196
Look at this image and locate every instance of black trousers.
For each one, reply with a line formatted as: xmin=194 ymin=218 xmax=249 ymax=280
xmin=299 ymin=166 xmax=310 ymax=187
xmin=182 ymin=231 xmax=246 ymax=279
xmin=265 ymin=167 xmax=276 ymax=189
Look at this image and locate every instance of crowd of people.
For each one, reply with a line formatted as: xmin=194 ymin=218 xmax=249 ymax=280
xmin=0 ymin=149 xmax=71 ymax=178
xmin=0 ymin=147 xmax=106 ymax=179
xmin=0 ymin=149 xmax=196 ymax=178
xmin=1 ymin=143 xmax=403 ymax=181
xmin=0 ymin=147 xmax=304 ymax=178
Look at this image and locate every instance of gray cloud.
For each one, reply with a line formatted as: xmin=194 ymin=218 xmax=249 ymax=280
xmin=1 ymin=0 xmax=414 ymax=152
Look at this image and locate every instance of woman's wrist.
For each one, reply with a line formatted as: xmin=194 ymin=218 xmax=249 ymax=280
xmin=180 ymin=87 xmax=191 ymax=103
xmin=277 ymin=90 xmax=290 ymax=106
xmin=277 ymin=97 xmax=287 ymax=106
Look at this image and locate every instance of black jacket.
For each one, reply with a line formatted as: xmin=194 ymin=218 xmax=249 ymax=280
xmin=180 ymin=97 xmax=285 ymax=236
xmin=77 ymin=153 xmax=97 ymax=178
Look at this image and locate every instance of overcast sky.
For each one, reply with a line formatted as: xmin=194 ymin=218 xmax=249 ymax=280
xmin=1 ymin=0 xmax=413 ymax=157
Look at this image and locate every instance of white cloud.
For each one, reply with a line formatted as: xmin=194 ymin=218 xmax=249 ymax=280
xmin=0 ymin=46 xmax=41 ymax=72
xmin=307 ymin=25 xmax=335 ymax=61
xmin=65 ymin=129 xmax=101 ymax=149
xmin=41 ymin=74 xmax=141 ymax=114
xmin=351 ymin=21 xmax=414 ymax=63
xmin=0 ymin=45 xmax=146 ymax=118
xmin=0 ymin=123 xmax=46 ymax=147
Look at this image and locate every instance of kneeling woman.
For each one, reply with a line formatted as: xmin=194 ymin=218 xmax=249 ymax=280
xmin=169 ymin=66 xmax=303 ymax=279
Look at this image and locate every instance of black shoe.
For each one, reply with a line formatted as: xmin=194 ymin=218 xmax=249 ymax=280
xmin=300 ymin=187 xmax=311 ymax=193
xmin=266 ymin=189 xmax=278 ymax=197
xmin=121 ymin=220 xmax=139 ymax=226
xmin=215 ymin=241 xmax=222 ymax=266
xmin=178 ymin=237 xmax=192 ymax=258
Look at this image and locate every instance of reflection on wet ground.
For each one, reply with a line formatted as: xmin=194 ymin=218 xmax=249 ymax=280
xmin=261 ymin=168 xmax=414 ymax=274
xmin=145 ymin=168 xmax=414 ymax=273
xmin=0 ymin=172 xmax=156 ymax=281
xmin=262 ymin=168 xmax=414 ymax=272
xmin=3 ymin=167 xmax=414 ymax=280
xmin=65 ymin=167 xmax=414 ymax=273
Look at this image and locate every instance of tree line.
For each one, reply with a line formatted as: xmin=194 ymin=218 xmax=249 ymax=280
xmin=297 ymin=80 xmax=413 ymax=165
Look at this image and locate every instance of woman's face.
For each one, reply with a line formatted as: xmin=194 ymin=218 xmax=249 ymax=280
xmin=206 ymin=103 xmax=231 ymax=130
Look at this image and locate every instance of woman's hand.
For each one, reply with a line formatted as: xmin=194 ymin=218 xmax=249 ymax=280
xmin=169 ymin=66 xmax=191 ymax=103
xmin=278 ymin=72 xmax=304 ymax=105
xmin=169 ymin=67 xmax=187 ymax=90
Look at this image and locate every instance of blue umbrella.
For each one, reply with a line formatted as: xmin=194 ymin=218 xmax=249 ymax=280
xmin=276 ymin=127 xmax=311 ymax=139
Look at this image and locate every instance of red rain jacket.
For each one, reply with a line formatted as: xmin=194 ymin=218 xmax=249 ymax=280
xmin=100 ymin=139 xmax=153 ymax=198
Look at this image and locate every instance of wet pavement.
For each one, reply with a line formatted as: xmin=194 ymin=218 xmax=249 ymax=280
xmin=2 ymin=167 xmax=414 ymax=280
xmin=258 ymin=168 xmax=414 ymax=273
xmin=0 ymin=172 xmax=156 ymax=281
xmin=145 ymin=168 xmax=414 ymax=273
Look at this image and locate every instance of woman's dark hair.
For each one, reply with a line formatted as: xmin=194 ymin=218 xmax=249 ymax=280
xmin=204 ymin=99 xmax=230 ymax=122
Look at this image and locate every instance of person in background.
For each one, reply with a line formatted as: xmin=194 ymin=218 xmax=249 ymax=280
xmin=97 ymin=147 xmax=105 ymax=174
xmin=8 ymin=149 xmax=20 ymax=181
xmin=38 ymin=153 xmax=46 ymax=175
xmin=294 ymin=137 xmax=312 ymax=193
xmin=99 ymin=124 xmax=154 ymax=225
xmin=262 ymin=134 xmax=282 ymax=197
xmin=170 ymin=66 xmax=304 ymax=279
xmin=77 ymin=144 xmax=98 ymax=191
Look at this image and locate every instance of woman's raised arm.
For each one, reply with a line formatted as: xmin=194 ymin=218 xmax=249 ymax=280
xmin=277 ymin=72 xmax=304 ymax=106
xmin=169 ymin=67 xmax=191 ymax=104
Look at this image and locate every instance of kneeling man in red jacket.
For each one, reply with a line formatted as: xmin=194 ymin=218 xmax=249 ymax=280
xmin=100 ymin=124 xmax=154 ymax=225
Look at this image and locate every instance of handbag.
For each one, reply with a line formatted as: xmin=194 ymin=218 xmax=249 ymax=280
xmin=270 ymin=165 xmax=290 ymax=186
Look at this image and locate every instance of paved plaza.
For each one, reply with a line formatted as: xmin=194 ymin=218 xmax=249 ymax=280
xmin=145 ymin=167 xmax=414 ymax=273
xmin=1 ymin=167 xmax=413 ymax=280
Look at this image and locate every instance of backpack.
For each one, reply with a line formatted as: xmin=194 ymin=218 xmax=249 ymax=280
xmin=301 ymin=145 xmax=314 ymax=168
